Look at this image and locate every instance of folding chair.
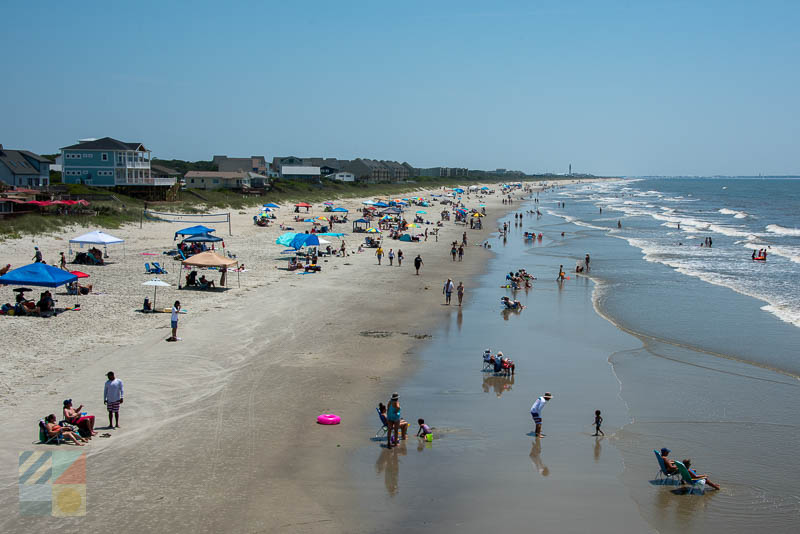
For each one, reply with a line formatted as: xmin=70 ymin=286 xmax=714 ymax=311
xmin=675 ymin=461 xmax=707 ymax=494
xmin=39 ymin=419 xmax=63 ymax=445
xmin=653 ymin=450 xmax=681 ymax=485
xmin=375 ymin=408 xmax=388 ymax=438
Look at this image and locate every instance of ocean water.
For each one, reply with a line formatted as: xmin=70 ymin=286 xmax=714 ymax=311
xmin=551 ymin=177 xmax=800 ymax=375
xmin=554 ymin=178 xmax=800 ymax=329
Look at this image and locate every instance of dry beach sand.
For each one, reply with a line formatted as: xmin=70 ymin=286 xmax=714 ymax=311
xmin=0 ymin=182 xmax=553 ymax=532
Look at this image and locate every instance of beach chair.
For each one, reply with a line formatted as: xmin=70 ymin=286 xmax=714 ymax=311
xmin=145 ymin=262 xmax=156 ymax=274
xmin=375 ymin=408 xmax=388 ymax=438
xmin=152 ymin=262 xmax=167 ymax=274
xmin=653 ymin=450 xmax=681 ymax=485
xmin=39 ymin=419 xmax=63 ymax=445
xmin=674 ymin=461 xmax=706 ymax=494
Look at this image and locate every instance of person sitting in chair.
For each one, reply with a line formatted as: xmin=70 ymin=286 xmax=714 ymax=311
xmin=185 ymin=270 xmax=198 ymax=286
xmin=660 ymin=448 xmax=678 ymax=474
xmin=63 ymin=399 xmax=97 ymax=438
xmin=682 ymin=459 xmax=721 ymax=490
xmin=44 ymin=414 xmax=85 ymax=446
xmin=198 ymin=275 xmax=215 ymax=289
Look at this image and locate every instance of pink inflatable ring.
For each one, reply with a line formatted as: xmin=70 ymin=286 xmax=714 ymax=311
xmin=317 ymin=413 xmax=341 ymax=425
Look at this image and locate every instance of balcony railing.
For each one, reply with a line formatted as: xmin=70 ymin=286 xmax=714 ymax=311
xmin=115 ymin=161 xmax=150 ymax=168
xmin=115 ymin=177 xmax=176 ymax=187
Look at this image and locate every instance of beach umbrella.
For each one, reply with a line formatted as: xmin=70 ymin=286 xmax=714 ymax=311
xmin=142 ymin=278 xmax=170 ymax=310
xmin=407 ymin=223 xmax=420 ymax=228
xmin=416 ymin=210 xmax=426 ymax=214
xmin=366 ymin=227 xmax=380 ymax=233
xmin=318 ymin=232 xmax=346 ymax=237
xmin=323 ymin=201 xmax=334 ymax=206
xmin=13 ymin=287 xmax=33 ymax=292
xmin=374 ymin=202 xmax=388 ymax=207
xmin=331 ymin=207 xmax=348 ymax=212
xmin=69 ymin=271 xmax=90 ymax=279
xmin=264 ymin=203 xmax=280 ymax=208
xmin=362 ymin=201 xmax=376 ymax=205
xmin=295 ymin=202 xmax=312 ymax=208
xmin=260 ymin=207 xmax=272 ymax=212
xmin=472 ymin=213 xmax=484 ymax=217
xmin=479 ymin=204 xmax=486 ymax=207
xmin=315 ymin=216 xmax=329 ymax=222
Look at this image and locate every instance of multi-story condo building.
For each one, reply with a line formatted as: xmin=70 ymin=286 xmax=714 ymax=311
xmin=60 ymin=137 xmax=173 ymax=187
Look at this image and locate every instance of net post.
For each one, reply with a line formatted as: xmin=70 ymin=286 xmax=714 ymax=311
xmin=228 ymin=213 xmax=232 ymax=236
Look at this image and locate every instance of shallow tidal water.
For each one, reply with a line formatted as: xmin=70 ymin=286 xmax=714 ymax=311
xmin=349 ymin=186 xmax=800 ymax=533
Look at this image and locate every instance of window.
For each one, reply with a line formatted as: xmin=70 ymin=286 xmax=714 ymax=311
xmin=83 ymin=153 xmax=93 ymax=158
xmin=213 ymin=179 xmax=220 ymax=184
xmin=101 ymin=153 xmax=108 ymax=161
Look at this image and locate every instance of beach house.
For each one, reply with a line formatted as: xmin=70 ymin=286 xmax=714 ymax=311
xmin=213 ymin=155 xmax=268 ymax=175
xmin=60 ymin=137 xmax=177 ymax=190
xmin=0 ymin=145 xmax=51 ymax=188
xmin=184 ymin=170 xmax=251 ymax=190
xmin=327 ymin=172 xmax=355 ymax=182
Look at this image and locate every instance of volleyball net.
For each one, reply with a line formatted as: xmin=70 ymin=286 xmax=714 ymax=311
xmin=141 ymin=209 xmax=232 ymax=235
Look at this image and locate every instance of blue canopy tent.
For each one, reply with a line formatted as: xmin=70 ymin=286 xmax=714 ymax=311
xmin=288 ymin=234 xmax=320 ymax=250
xmin=0 ymin=263 xmax=78 ymax=288
xmin=263 ymin=203 xmax=280 ymax=208
xmin=182 ymin=233 xmax=224 ymax=243
xmin=353 ymin=218 xmax=370 ymax=232
xmin=331 ymin=207 xmax=348 ymax=212
xmin=174 ymin=225 xmax=216 ymax=240
xmin=0 ymin=263 xmax=80 ymax=309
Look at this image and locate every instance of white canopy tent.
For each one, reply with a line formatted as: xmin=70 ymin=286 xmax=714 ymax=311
xmin=69 ymin=230 xmax=125 ymax=257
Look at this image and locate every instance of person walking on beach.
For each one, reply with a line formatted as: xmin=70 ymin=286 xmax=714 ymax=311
xmin=376 ymin=246 xmax=384 ymax=265
xmin=556 ymin=265 xmax=565 ymax=282
xmin=33 ymin=246 xmax=43 ymax=263
xmin=458 ymin=245 xmax=464 ymax=262
xmin=340 ymin=240 xmax=347 ymax=257
xmin=462 ymin=232 xmax=468 ymax=246
xmin=451 ymin=244 xmax=458 ymax=261
xmin=104 ymin=371 xmax=124 ymax=429
xmin=414 ymin=255 xmax=423 ymax=275
xmin=59 ymin=252 xmax=67 ymax=270
xmin=585 ymin=254 xmax=590 ymax=272
xmin=386 ymin=392 xmax=402 ymax=448
xmin=531 ymin=392 xmax=553 ymax=437
xmin=424 ymin=228 xmax=428 ymax=241
xmin=168 ymin=300 xmax=181 ymax=341
xmin=443 ymin=278 xmax=454 ymax=305
xmin=397 ymin=249 xmax=403 ymax=266
xmin=457 ymin=282 xmax=464 ymax=306
xmin=593 ymin=410 xmax=604 ymax=436
xmin=388 ymin=249 xmax=395 ymax=266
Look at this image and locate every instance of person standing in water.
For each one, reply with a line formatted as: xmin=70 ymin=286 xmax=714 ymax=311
xmin=592 ymin=410 xmax=604 ymax=436
xmin=556 ymin=265 xmax=565 ymax=282
xmin=456 ymin=282 xmax=464 ymax=306
xmin=414 ymin=255 xmax=423 ymax=275
xmin=443 ymin=278 xmax=454 ymax=305
xmin=531 ymin=392 xmax=553 ymax=437
xmin=585 ymin=254 xmax=590 ymax=272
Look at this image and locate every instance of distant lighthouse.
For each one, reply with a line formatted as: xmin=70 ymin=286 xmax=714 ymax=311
xmin=569 ymin=164 xmax=572 ymax=176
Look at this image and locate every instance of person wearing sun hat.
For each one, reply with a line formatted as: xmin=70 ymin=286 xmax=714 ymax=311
xmin=530 ymin=392 xmax=553 ymax=437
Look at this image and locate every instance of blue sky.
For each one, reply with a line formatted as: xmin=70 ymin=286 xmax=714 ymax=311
xmin=2 ymin=1 xmax=798 ymax=176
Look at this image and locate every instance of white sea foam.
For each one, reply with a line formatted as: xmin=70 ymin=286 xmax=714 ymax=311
xmin=766 ymin=224 xmax=800 ymax=237
xmin=619 ymin=234 xmax=800 ymax=329
xmin=719 ymin=208 xmax=749 ymax=219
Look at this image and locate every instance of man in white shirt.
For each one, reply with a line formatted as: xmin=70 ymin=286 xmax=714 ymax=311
xmin=168 ymin=300 xmax=181 ymax=341
xmin=530 ymin=392 xmax=553 ymax=437
xmin=104 ymin=371 xmax=124 ymax=429
xmin=443 ymin=278 xmax=455 ymax=305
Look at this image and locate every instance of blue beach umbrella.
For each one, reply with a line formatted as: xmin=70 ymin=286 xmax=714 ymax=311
xmin=264 ymin=203 xmax=280 ymax=208
xmin=331 ymin=207 xmax=348 ymax=212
